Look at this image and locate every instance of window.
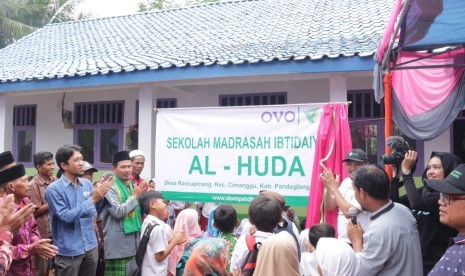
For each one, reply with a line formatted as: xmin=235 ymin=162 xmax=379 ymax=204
xmin=348 ymin=90 xmax=424 ymax=173
xmin=156 ymin=98 xmax=177 ymax=108
xmin=74 ymin=101 xmax=124 ymax=168
xmin=13 ymin=105 xmax=36 ymax=165
xmin=219 ymin=92 xmax=287 ymax=106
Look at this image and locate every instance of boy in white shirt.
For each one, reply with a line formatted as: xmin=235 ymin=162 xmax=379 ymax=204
xmin=229 ymin=196 xmax=282 ymax=272
xmin=139 ymin=191 xmax=187 ymax=276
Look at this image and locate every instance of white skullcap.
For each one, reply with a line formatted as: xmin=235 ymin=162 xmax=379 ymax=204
xmin=129 ymin=150 xmax=144 ymax=158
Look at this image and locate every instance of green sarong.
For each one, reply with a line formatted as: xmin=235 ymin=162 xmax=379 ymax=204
xmin=104 ymin=256 xmax=135 ymax=276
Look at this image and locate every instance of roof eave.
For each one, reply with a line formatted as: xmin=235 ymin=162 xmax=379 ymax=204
xmin=0 ymin=56 xmax=375 ymax=93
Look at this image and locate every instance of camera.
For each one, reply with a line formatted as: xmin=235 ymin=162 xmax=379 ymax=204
xmin=380 ymin=136 xmax=410 ymax=165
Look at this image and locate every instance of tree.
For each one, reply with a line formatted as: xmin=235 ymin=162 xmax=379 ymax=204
xmin=0 ymin=0 xmax=38 ymax=48
xmin=0 ymin=0 xmax=86 ymax=48
xmin=138 ymin=0 xmax=220 ymax=12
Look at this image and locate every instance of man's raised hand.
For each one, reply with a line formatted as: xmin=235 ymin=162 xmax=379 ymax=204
xmin=0 ymin=194 xmax=35 ymax=233
xmin=92 ymin=175 xmax=114 ymax=203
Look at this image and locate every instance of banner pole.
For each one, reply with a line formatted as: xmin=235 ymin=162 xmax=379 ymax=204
xmin=384 ymin=73 xmax=393 ymax=180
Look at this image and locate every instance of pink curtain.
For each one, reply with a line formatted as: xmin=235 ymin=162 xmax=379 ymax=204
xmin=392 ymin=49 xmax=465 ymax=116
xmin=305 ymin=104 xmax=352 ymax=231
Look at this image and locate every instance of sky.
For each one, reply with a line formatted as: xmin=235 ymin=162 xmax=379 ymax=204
xmin=78 ymin=0 xmax=141 ymax=18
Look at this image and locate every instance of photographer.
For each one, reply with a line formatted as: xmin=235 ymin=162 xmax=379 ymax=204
xmin=390 ymin=150 xmax=463 ymax=275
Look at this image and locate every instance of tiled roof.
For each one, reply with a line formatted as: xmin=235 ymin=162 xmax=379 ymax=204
xmin=0 ymin=0 xmax=395 ymax=83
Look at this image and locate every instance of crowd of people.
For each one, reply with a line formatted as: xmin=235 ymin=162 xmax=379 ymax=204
xmin=0 ymin=145 xmax=464 ymax=276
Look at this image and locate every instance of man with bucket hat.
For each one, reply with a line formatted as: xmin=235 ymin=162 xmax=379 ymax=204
xmin=425 ymin=164 xmax=465 ymax=275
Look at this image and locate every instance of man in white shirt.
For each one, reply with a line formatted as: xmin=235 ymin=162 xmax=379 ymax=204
xmin=348 ymin=165 xmax=423 ymax=276
xmin=322 ymin=148 xmax=370 ymax=243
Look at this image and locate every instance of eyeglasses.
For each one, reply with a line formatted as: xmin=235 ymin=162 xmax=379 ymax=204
xmin=440 ymin=193 xmax=465 ymax=205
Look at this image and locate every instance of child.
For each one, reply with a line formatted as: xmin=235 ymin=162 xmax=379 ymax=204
xmin=139 ymin=191 xmax=187 ymax=276
xmin=214 ymin=204 xmax=238 ymax=270
xmin=196 ymin=202 xmax=219 ymax=232
xmin=253 ymin=232 xmax=300 ymax=276
xmin=300 ymin=223 xmax=336 ymax=276
xmin=183 ymin=238 xmax=230 ymax=276
xmin=229 ymin=196 xmax=282 ymax=272
xmin=167 ymin=209 xmax=202 ymax=276
xmin=164 ymin=200 xmax=176 ymax=229
xmin=148 ymin=179 xmax=156 ymax=191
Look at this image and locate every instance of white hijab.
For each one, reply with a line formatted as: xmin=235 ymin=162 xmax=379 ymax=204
xmin=316 ymin=238 xmax=359 ymax=276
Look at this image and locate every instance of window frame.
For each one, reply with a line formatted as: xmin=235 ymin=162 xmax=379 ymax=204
xmin=156 ymin=98 xmax=177 ymax=109
xmin=73 ymin=101 xmax=124 ymax=169
xmin=219 ymin=92 xmax=287 ymax=106
xmin=12 ymin=105 xmax=36 ymax=166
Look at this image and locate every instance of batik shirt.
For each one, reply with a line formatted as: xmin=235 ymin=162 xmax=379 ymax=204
xmin=30 ymin=174 xmax=56 ymax=238
xmin=129 ymin=174 xmax=146 ymax=189
xmin=0 ymin=230 xmax=13 ymax=276
xmin=8 ymin=198 xmax=41 ymax=276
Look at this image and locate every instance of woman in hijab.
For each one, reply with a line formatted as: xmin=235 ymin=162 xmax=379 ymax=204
xmin=390 ymin=151 xmax=463 ymax=275
xmin=168 ymin=209 xmax=203 ymax=276
xmin=183 ymin=238 xmax=230 ymax=276
xmin=253 ymin=231 xmax=300 ymax=276
xmin=315 ymin=237 xmax=359 ymax=276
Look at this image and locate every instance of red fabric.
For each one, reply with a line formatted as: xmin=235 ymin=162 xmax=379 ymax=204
xmin=245 ymin=235 xmax=256 ymax=250
xmin=199 ymin=214 xmax=208 ymax=232
xmin=305 ymin=104 xmax=352 ymax=232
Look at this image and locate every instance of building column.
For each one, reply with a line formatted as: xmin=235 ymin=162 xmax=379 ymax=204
xmin=138 ymin=84 xmax=155 ymax=180
xmin=0 ymin=93 xmax=8 ymax=152
xmin=329 ymin=74 xmax=348 ymax=103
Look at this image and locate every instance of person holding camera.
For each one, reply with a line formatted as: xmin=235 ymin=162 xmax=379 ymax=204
xmin=390 ymin=150 xmax=463 ymax=275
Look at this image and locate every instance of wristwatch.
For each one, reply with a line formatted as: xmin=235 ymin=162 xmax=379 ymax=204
xmin=403 ymin=169 xmax=412 ymax=176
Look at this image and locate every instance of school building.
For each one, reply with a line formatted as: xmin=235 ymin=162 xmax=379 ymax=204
xmin=1 ymin=0 xmax=463 ymax=179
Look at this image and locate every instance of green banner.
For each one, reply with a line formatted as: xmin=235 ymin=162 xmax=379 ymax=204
xmin=161 ymin=191 xmax=309 ymax=206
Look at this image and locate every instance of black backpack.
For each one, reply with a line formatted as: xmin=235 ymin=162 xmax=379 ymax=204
xmin=127 ymin=222 xmax=159 ymax=276
xmin=275 ymin=218 xmax=301 ymax=260
xmin=240 ymin=235 xmax=262 ymax=276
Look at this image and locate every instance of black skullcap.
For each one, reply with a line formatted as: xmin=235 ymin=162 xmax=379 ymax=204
xmin=112 ymin=151 xmax=131 ymax=166
xmin=0 ymin=151 xmax=15 ymax=169
xmin=0 ymin=164 xmax=26 ymax=186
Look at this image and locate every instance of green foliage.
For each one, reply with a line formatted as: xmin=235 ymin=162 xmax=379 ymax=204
xmin=0 ymin=0 xmax=86 ymax=48
xmin=138 ymin=0 xmax=220 ymax=12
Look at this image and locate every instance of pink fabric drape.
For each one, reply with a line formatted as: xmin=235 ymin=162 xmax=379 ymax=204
xmin=392 ymin=49 xmax=465 ymax=116
xmin=305 ymin=104 xmax=352 ymax=231
xmin=376 ymin=0 xmax=403 ymax=61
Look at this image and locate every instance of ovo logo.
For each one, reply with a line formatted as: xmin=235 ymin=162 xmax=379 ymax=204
xmin=261 ymin=111 xmax=295 ymax=123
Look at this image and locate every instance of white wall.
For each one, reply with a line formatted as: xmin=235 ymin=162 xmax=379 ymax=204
xmin=347 ymin=76 xmax=373 ymax=91
xmin=8 ymin=87 xmax=139 ymax=157
xmin=424 ymin=128 xmax=452 ymax=158
xmin=163 ymin=78 xmax=331 ymax=107
xmin=3 ymin=72 xmax=380 ymax=172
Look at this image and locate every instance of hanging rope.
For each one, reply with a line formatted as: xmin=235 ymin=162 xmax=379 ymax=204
xmin=319 ymin=105 xmax=337 ymax=223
